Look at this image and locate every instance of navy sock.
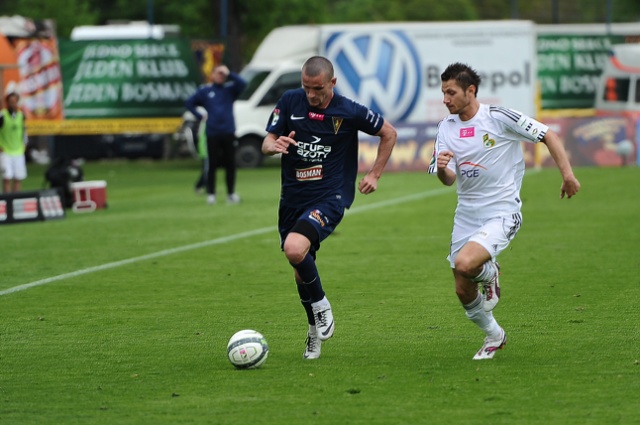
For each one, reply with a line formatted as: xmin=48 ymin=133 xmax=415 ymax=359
xmin=296 ymin=280 xmax=315 ymax=326
xmin=291 ymin=253 xmax=325 ymax=303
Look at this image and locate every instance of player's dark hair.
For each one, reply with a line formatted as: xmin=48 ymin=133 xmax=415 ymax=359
xmin=302 ymin=56 xmax=334 ymax=81
xmin=441 ymin=63 xmax=481 ymax=97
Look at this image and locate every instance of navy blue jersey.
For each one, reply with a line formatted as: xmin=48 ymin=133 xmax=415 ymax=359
xmin=266 ymin=88 xmax=384 ymax=209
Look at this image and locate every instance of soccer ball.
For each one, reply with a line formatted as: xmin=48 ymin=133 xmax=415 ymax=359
xmin=227 ymin=330 xmax=269 ymax=369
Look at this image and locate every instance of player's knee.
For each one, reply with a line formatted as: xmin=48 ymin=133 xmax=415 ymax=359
xmin=284 ymin=220 xmax=318 ymax=264
xmin=283 ymin=248 xmax=305 ymax=265
xmin=454 ymin=256 xmax=478 ymax=278
xmin=282 ymin=238 xmax=307 ymax=264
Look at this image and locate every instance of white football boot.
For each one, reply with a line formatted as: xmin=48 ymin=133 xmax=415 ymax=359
xmin=311 ymin=297 xmax=334 ymax=341
xmin=473 ymin=327 xmax=507 ymax=360
xmin=303 ymin=327 xmax=321 ymax=360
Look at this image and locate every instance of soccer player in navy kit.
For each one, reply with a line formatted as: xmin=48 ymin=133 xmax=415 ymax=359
xmin=262 ymin=56 xmax=397 ymax=359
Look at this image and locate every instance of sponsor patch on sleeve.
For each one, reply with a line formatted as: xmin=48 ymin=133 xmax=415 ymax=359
xmin=517 ymin=115 xmax=544 ymax=140
xmin=270 ymin=109 xmax=280 ymax=126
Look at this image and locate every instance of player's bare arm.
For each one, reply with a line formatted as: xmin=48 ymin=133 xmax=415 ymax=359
xmin=262 ymin=131 xmax=297 ymax=156
xmin=436 ymin=150 xmax=456 ymax=186
xmin=358 ymin=119 xmax=397 ymax=195
xmin=540 ymin=130 xmax=581 ymax=199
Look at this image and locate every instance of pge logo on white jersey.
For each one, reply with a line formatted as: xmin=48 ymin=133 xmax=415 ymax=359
xmin=324 ymin=30 xmax=421 ymax=122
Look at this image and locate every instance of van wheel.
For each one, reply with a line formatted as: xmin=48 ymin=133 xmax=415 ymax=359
xmin=235 ymin=136 xmax=264 ymax=168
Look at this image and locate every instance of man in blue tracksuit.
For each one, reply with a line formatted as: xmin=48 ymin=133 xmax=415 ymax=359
xmin=186 ymin=65 xmax=247 ymax=205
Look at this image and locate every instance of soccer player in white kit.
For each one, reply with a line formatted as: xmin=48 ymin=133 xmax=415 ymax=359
xmin=428 ymin=63 xmax=581 ymax=360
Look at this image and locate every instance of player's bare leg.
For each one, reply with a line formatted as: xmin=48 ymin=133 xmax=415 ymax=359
xmin=455 ymin=242 xmax=500 ymax=310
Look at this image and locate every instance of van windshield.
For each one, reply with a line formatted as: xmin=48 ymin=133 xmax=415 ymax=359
xmin=239 ymin=69 xmax=270 ymax=101
xmin=258 ymin=71 xmax=302 ymax=106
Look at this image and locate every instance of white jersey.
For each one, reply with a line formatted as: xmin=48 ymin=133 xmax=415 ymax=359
xmin=428 ymin=103 xmax=547 ymax=218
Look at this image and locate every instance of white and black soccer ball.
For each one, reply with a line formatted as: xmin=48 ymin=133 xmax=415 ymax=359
xmin=227 ymin=329 xmax=269 ymax=369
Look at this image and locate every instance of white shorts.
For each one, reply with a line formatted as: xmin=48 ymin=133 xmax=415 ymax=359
xmin=447 ymin=212 xmax=522 ymax=268
xmin=0 ymin=152 xmax=27 ymax=180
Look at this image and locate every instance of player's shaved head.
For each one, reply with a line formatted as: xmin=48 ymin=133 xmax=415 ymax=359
xmin=302 ymin=56 xmax=334 ymax=81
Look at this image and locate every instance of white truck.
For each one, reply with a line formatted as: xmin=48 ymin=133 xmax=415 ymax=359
xmin=233 ymin=21 xmax=537 ymax=168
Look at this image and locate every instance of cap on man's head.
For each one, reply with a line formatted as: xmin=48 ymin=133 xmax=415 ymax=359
xmin=4 ymin=81 xmax=19 ymax=99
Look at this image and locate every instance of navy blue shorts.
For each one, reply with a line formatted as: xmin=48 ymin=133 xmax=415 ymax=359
xmin=278 ymin=199 xmax=345 ymax=254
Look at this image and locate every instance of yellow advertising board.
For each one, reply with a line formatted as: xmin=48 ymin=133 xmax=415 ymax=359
xmin=25 ymin=118 xmax=183 ymax=136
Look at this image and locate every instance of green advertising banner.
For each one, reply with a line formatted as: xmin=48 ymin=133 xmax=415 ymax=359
xmin=59 ymin=39 xmax=201 ymax=118
xmin=537 ymin=34 xmax=631 ymax=110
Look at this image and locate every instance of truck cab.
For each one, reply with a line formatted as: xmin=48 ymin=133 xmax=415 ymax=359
xmin=232 ymin=26 xmax=319 ymax=167
xmin=233 ymin=65 xmax=301 ymax=167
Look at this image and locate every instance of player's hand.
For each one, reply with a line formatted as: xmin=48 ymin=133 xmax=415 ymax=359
xmin=272 ymin=131 xmax=297 ymax=154
xmin=560 ymin=175 xmax=581 ymax=199
xmin=358 ymin=172 xmax=379 ymax=195
xmin=437 ymin=150 xmax=454 ymax=170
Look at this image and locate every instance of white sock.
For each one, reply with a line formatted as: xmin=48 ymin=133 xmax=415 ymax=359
xmin=472 ymin=261 xmax=496 ymax=283
xmin=464 ymin=293 xmax=501 ymax=337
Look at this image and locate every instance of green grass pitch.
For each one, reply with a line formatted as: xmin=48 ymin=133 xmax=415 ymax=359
xmin=1 ymin=159 xmax=638 ymax=424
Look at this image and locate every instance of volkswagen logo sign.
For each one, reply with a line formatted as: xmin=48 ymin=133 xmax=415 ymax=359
xmin=324 ymin=30 xmax=421 ymax=122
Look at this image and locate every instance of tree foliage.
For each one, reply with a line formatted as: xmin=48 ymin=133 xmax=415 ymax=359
xmin=2 ymin=0 xmax=640 ymax=66
xmin=1 ymin=0 xmax=99 ymax=37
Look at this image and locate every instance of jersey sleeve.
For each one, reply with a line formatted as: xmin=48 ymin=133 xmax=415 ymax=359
xmin=228 ymin=72 xmax=247 ymax=98
xmin=185 ymin=86 xmax=205 ymax=119
xmin=489 ymin=105 xmax=547 ymax=143
xmin=352 ymin=100 xmax=384 ymax=135
xmin=427 ymin=120 xmax=454 ymax=174
xmin=265 ymin=93 xmax=289 ymax=135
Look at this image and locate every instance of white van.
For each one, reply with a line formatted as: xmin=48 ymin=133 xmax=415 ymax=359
xmin=595 ymin=43 xmax=640 ymax=119
xmin=232 ymin=26 xmax=316 ymax=167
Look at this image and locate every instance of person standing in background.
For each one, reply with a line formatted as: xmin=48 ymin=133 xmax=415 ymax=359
xmin=186 ymin=65 xmax=247 ymax=205
xmin=0 ymin=91 xmax=28 ymax=193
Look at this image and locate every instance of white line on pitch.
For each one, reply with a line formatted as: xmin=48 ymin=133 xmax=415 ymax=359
xmin=0 ymin=186 xmax=453 ymax=297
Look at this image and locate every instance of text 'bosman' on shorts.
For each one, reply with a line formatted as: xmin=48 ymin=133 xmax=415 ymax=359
xmin=447 ymin=212 xmax=522 ymax=268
